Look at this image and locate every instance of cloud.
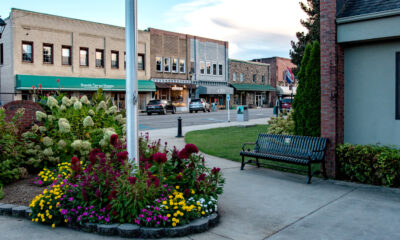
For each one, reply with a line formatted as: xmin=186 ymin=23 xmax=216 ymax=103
xmin=165 ymin=0 xmax=307 ymax=59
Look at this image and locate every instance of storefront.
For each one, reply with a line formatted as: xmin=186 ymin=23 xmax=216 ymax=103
xmin=15 ymin=74 xmax=156 ymax=111
xmin=196 ymin=84 xmax=234 ymax=109
xmin=231 ymin=83 xmax=276 ymax=108
xmin=154 ymin=82 xmax=196 ymax=112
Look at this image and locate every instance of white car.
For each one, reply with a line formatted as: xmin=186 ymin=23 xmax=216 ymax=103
xmin=189 ymin=98 xmax=211 ymax=113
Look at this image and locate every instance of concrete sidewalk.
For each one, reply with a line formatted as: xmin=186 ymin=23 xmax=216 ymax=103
xmin=1 ymin=118 xmax=400 ymax=240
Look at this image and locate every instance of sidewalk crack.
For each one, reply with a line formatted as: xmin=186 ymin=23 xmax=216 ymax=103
xmin=263 ymin=187 xmax=358 ymax=240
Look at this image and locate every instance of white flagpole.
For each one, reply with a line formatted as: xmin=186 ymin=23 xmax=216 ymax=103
xmin=125 ymin=0 xmax=139 ymax=165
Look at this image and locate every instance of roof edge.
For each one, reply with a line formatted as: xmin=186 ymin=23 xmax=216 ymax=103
xmin=337 ymin=8 xmax=400 ymax=24
xmin=229 ymin=58 xmax=270 ymax=66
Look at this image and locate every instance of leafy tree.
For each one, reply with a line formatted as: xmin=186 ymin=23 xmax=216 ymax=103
xmin=292 ymin=41 xmax=320 ymax=137
xmin=290 ymin=0 xmax=320 ymax=73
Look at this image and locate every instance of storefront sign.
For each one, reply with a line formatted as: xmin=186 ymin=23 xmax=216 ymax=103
xmin=80 ymin=83 xmax=115 ymax=90
xmin=172 ymin=86 xmax=184 ymax=91
xmin=217 ymin=88 xmax=226 ymax=94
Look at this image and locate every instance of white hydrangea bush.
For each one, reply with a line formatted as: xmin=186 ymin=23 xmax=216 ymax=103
xmin=22 ymin=91 xmax=125 ymax=170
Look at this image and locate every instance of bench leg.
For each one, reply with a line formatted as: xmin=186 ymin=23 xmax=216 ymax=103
xmin=241 ymin=155 xmax=245 ymax=170
xmin=307 ymin=163 xmax=312 ymax=184
xmin=256 ymin=158 xmax=260 ymax=168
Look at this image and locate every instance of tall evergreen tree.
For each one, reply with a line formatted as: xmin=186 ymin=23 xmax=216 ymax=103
xmin=290 ymin=0 xmax=320 ymax=73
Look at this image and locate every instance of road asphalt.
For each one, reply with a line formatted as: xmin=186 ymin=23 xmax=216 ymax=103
xmin=1 ymin=118 xmax=400 ymax=240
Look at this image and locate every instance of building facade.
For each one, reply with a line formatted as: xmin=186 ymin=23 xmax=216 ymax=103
xmin=252 ymin=57 xmax=297 ymax=97
xmin=228 ymin=59 xmax=275 ymax=108
xmin=0 ymin=8 xmax=155 ymax=110
xmin=321 ymin=0 xmax=400 ymax=177
xmin=191 ymin=37 xmax=232 ymax=108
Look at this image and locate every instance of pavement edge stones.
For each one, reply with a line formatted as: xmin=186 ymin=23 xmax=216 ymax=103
xmin=0 ymin=202 xmax=220 ymax=239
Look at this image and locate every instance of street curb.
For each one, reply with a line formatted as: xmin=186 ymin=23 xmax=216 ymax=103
xmin=0 ymin=203 xmax=220 ymax=239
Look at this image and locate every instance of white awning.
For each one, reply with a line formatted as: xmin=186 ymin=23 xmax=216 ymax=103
xmin=277 ymin=86 xmax=296 ymax=96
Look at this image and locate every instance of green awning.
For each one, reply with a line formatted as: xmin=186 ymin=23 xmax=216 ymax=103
xmin=231 ymin=83 xmax=275 ymax=92
xmin=15 ymin=74 xmax=156 ymax=92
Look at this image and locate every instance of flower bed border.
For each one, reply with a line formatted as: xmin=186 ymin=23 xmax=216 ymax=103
xmin=0 ymin=202 xmax=219 ymax=238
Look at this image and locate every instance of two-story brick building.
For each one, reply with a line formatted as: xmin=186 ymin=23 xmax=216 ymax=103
xmin=228 ymin=59 xmax=275 ymax=108
xmin=0 ymin=8 xmax=155 ymax=110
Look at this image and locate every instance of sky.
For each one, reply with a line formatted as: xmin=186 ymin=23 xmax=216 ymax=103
xmin=0 ymin=0 xmax=307 ymax=60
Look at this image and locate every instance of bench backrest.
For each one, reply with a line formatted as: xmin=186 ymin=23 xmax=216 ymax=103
xmin=255 ymin=134 xmax=327 ymax=160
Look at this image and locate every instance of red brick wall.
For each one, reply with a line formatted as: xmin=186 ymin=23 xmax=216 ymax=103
xmin=320 ymin=0 xmax=344 ymax=178
xmin=3 ymin=100 xmax=44 ymax=133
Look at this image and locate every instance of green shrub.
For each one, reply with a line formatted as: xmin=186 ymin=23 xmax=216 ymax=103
xmin=267 ymin=112 xmax=295 ymax=135
xmin=337 ymin=143 xmax=400 ymax=187
xmin=22 ymin=90 xmax=125 ymax=170
xmin=0 ymin=108 xmax=27 ymax=185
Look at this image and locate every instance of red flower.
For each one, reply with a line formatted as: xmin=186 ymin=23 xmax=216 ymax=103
xmin=89 ymin=148 xmax=102 ymax=164
xmin=108 ymin=190 xmax=117 ymax=200
xmin=38 ymin=83 xmax=42 ymax=89
xmin=32 ymin=85 xmax=35 ymax=89
xmin=71 ymin=156 xmax=81 ymax=172
xmin=56 ymin=78 xmax=60 ymax=83
xmin=152 ymin=152 xmax=167 ymax=164
xmin=178 ymin=149 xmax=189 ymax=159
xmin=184 ymin=144 xmax=199 ymax=154
xmin=117 ymin=151 xmax=129 ymax=162
xmin=211 ymin=167 xmax=221 ymax=174
xmin=197 ymin=173 xmax=206 ymax=182
xmin=110 ymin=134 xmax=119 ymax=147
xmin=184 ymin=189 xmax=190 ymax=196
xmin=128 ymin=176 xmax=137 ymax=185
xmin=176 ymin=174 xmax=182 ymax=180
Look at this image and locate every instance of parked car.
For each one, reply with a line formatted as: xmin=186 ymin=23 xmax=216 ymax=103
xmin=146 ymin=100 xmax=176 ymax=115
xmin=189 ymin=98 xmax=211 ymax=113
xmin=281 ymin=98 xmax=293 ymax=109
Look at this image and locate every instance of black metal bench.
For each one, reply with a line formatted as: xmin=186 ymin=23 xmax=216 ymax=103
xmin=240 ymin=134 xmax=328 ymax=183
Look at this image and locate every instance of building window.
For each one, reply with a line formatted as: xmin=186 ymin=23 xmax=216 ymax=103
xmin=96 ymin=49 xmax=104 ymax=68
xmin=43 ymin=44 xmax=53 ymax=64
xmin=240 ymin=73 xmax=244 ymax=82
xmin=179 ymin=59 xmax=185 ymax=73
xmin=111 ymin=51 xmax=119 ymax=68
xmin=138 ymin=54 xmax=145 ymax=70
xmin=80 ymin=48 xmax=89 ymax=66
xmin=262 ymin=75 xmax=265 ymax=84
xmin=219 ymin=64 xmax=223 ymax=75
xmin=206 ymin=62 xmax=211 ymax=75
xmin=200 ymin=61 xmax=205 ymax=74
xmin=164 ymin=57 xmax=170 ymax=72
xmin=213 ymin=63 xmax=217 ymax=75
xmin=233 ymin=72 xmax=237 ymax=82
xmin=171 ymin=58 xmax=178 ymax=73
xmin=190 ymin=60 xmax=195 ymax=74
xmin=156 ymin=57 xmax=162 ymax=72
xmin=62 ymin=46 xmax=71 ymax=65
xmin=253 ymin=74 xmax=257 ymax=83
xmin=396 ymin=52 xmax=400 ymax=120
xmin=0 ymin=43 xmax=3 ymax=65
xmin=22 ymin=42 xmax=33 ymax=63
xmin=124 ymin=52 xmax=126 ymax=69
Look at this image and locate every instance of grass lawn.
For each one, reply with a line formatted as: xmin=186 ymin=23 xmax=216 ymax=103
xmin=185 ymin=125 xmax=321 ymax=175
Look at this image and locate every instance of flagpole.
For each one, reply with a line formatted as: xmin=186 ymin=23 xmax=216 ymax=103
xmin=125 ymin=0 xmax=139 ymax=166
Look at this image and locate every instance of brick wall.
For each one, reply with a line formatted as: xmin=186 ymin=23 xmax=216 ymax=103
xmin=320 ymin=0 xmax=344 ymax=178
xmin=3 ymin=100 xmax=44 ymax=133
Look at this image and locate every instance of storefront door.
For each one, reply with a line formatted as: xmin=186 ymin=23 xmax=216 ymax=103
xmin=255 ymin=94 xmax=262 ymax=107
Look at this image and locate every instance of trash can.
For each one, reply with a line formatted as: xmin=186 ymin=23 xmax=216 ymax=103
xmin=236 ymin=105 xmax=249 ymax=121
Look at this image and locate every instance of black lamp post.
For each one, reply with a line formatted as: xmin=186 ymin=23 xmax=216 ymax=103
xmin=0 ymin=17 xmax=6 ymax=39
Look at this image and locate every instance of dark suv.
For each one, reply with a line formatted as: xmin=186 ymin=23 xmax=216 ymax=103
xmin=146 ymin=100 xmax=176 ymax=115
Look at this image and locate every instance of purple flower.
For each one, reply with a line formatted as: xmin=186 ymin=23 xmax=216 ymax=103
xmin=77 ymin=206 xmax=82 ymax=210
xmin=156 ymin=199 xmax=161 ymax=203
xmin=77 ymin=217 xmax=81 ymax=221
xmin=155 ymin=207 xmax=160 ymax=211
xmin=105 ymin=217 xmax=110 ymax=223
xmin=139 ymin=214 xmax=144 ymax=218
xmin=38 ymin=180 xmax=43 ymax=185
xmin=134 ymin=219 xmax=140 ymax=225
xmin=61 ymin=209 xmax=68 ymax=215
xmin=68 ymin=197 xmax=74 ymax=201
xmin=90 ymin=215 xmax=93 ymax=218
xmin=163 ymin=216 xmax=168 ymax=221
xmin=83 ymin=212 xmax=88 ymax=216
xmin=146 ymin=217 xmax=152 ymax=222
xmin=156 ymin=221 xmax=160 ymax=225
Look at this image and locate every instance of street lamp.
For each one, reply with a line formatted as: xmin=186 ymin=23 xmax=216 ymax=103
xmin=0 ymin=17 xmax=6 ymax=39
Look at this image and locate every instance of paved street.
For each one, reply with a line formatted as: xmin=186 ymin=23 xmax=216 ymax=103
xmin=138 ymin=108 xmax=273 ymax=131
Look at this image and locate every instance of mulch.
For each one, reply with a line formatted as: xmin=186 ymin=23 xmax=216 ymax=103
xmin=1 ymin=175 xmax=45 ymax=206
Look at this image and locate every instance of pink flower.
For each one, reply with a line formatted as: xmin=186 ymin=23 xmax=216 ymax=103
xmin=110 ymin=134 xmax=119 ymax=147
xmin=178 ymin=149 xmax=189 ymax=159
xmin=32 ymin=85 xmax=35 ymax=89
xmin=211 ymin=167 xmax=221 ymax=174
xmin=57 ymin=78 xmax=60 ymax=83
xmin=38 ymin=83 xmax=42 ymax=89
xmin=152 ymin=152 xmax=167 ymax=164
xmin=184 ymin=144 xmax=199 ymax=154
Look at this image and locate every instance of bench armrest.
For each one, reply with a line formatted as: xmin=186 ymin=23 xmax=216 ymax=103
xmin=242 ymin=142 xmax=256 ymax=151
xmin=307 ymin=149 xmax=326 ymax=160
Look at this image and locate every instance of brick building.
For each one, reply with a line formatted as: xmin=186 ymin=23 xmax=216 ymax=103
xmin=321 ymin=0 xmax=400 ymax=177
xmin=228 ymin=59 xmax=275 ymax=108
xmin=0 ymin=8 xmax=154 ymax=110
xmin=252 ymin=57 xmax=297 ymax=97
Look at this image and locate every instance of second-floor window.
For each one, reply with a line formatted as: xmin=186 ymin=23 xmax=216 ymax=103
xmin=0 ymin=44 xmax=4 ymax=65
xmin=240 ymin=73 xmax=244 ymax=82
xmin=253 ymin=74 xmax=257 ymax=83
xmin=156 ymin=57 xmax=162 ymax=72
xmin=138 ymin=54 xmax=145 ymax=70
xmin=22 ymin=42 xmax=33 ymax=63
xmin=262 ymin=75 xmax=265 ymax=84
xmin=62 ymin=46 xmax=71 ymax=65
xmin=213 ymin=63 xmax=217 ymax=75
xmin=43 ymin=44 xmax=53 ymax=64
xmin=200 ymin=61 xmax=205 ymax=74
xmin=219 ymin=64 xmax=223 ymax=75
xmin=206 ymin=62 xmax=211 ymax=75
xmin=233 ymin=72 xmax=237 ymax=82
xmin=80 ymin=48 xmax=89 ymax=66
xmin=111 ymin=51 xmax=119 ymax=68
xmin=179 ymin=59 xmax=185 ymax=73
xmin=96 ymin=49 xmax=104 ymax=68
xmin=164 ymin=57 xmax=170 ymax=72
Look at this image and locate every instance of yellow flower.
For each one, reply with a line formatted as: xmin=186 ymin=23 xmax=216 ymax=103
xmin=172 ymin=222 xmax=176 ymax=227
xmin=191 ymin=190 xmax=195 ymax=194
xmin=165 ymin=206 xmax=169 ymax=210
xmin=52 ymin=224 xmax=55 ymax=228
xmin=65 ymin=219 xmax=68 ymax=223
xmin=162 ymin=201 xmax=167 ymax=205
xmin=202 ymin=211 xmax=205 ymax=215
xmin=167 ymin=214 xmax=171 ymax=217
xmin=176 ymin=186 xmax=180 ymax=189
